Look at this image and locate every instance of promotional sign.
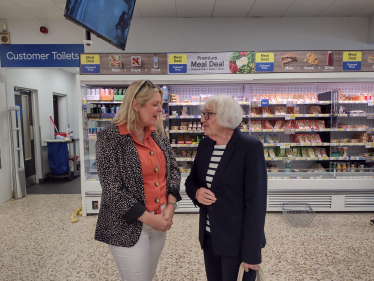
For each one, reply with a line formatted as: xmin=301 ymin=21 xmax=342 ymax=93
xmin=0 ymin=44 xmax=84 ymax=67
xmin=255 ymin=53 xmax=274 ymax=72
xmin=80 ymin=53 xmax=167 ymax=75
xmin=168 ymin=52 xmax=255 ymax=74
xmin=81 ymin=54 xmax=100 ymax=74
xmin=343 ymin=51 xmax=361 ymax=71
xmin=79 ymin=50 xmax=374 ymax=75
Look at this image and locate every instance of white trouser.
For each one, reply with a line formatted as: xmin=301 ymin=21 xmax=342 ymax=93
xmin=109 ymin=205 xmax=167 ymax=281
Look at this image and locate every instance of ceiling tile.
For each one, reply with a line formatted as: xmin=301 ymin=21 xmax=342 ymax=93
xmin=295 ymin=0 xmax=334 ymax=2
xmin=137 ymin=1 xmax=176 ymax=18
xmin=317 ymin=2 xmax=370 ymax=16
xmin=132 ymin=5 xmax=142 ymax=18
xmin=352 ymin=3 xmax=374 ymax=16
xmin=0 ymin=4 xmax=37 ymax=19
xmin=247 ymin=0 xmax=294 ymax=17
xmin=0 ymin=0 xmax=14 ymax=4
xmin=283 ymin=2 xmax=332 ymax=17
xmin=215 ymin=0 xmax=255 ymax=2
xmin=212 ymin=2 xmax=255 ymax=18
xmin=334 ymin=0 xmax=374 ymax=2
xmin=176 ymin=0 xmax=215 ymax=18
xmin=11 ymin=0 xmax=54 ymax=4
xmin=18 ymin=3 xmax=65 ymax=19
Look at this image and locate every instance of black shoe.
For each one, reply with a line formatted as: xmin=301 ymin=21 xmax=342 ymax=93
xmin=371 ymin=220 xmax=374 ymax=225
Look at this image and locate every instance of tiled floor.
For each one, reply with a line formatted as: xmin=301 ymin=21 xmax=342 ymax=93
xmin=1 ymin=194 xmax=374 ymax=281
xmin=26 ymin=176 xmax=81 ymax=194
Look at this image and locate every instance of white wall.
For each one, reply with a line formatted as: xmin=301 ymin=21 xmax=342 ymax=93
xmin=2 ymin=17 xmax=374 ymax=53
xmin=5 ymin=68 xmax=78 ymax=178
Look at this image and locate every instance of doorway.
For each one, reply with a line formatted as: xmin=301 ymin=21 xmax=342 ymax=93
xmin=14 ymin=90 xmax=36 ymax=188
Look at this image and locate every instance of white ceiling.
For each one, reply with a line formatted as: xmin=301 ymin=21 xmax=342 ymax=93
xmin=1 ymin=0 xmax=374 ymax=19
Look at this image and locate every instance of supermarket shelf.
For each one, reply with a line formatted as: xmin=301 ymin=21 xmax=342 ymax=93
xmin=263 ymin=142 xmax=330 ymax=147
xmin=337 ymin=101 xmax=370 ymax=104
xmin=87 ymin=101 xmax=122 ymax=104
xmin=332 ymin=128 xmax=372 ymax=132
xmin=251 ymin=128 xmax=331 ymax=132
xmin=87 ymin=118 xmax=113 ymax=121
xmin=170 ymin=129 xmax=249 ymax=133
xmin=251 ymin=114 xmax=331 ymax=118
xmin=171 ymin=144 xmax=198 ymax=147
xmin=330 ymin=143 xmax=366 ymax=146
xmin=330 ymin=156 xmax=374 ymax=161
xmin=265 ymin=101 xmax=331 ymax=105
xmin=169 ymin=102 xmax=250 ymax=106
xmin=265 ymin=157 xmax=329 ymax=161
xmin=176 ymin=157 xmax=195 ymax=161
xmin=336 ymin=114 xmax=367 ymax=117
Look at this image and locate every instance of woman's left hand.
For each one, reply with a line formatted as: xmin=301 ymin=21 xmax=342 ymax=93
xmin=243 ymin=263 xmax=259 ymax=272
xmin=161 ymin=204 xmax=175 ymax=222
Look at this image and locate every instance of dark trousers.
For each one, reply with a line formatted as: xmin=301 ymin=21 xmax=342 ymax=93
xmin=203 ymin=232 xmax=256 ymax=281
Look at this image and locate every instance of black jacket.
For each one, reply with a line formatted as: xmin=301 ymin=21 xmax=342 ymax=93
xmin=185 ymin=128 xmax=267 ymax=264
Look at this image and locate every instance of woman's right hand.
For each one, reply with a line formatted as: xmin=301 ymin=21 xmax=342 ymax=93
xmin=139 ymin=212 xmax=173 ymax=232
xmin=196 ymin=188 xmax=217 ymax=205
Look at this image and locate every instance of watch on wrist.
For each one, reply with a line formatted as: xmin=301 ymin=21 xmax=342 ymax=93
xmin=167 ymin=202 xmax=177 ymax=209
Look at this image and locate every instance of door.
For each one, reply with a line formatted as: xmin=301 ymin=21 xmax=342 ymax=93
xmin=0 ymin=82 xmax=12 ymax=203
xmin=14 ymin=90 xmax=36 ymax=187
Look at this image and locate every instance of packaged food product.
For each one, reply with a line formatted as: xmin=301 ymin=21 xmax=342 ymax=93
xmin=315 ymin=120 xmax=326 ymax=129
xmin=307 ymin=148 xmax=316 ymax=158
xmin=308 ymin=106 xmax=322 ymax=114
xmin=303 ymin=120 xmax=310 ymax=129
xmin=262 ymin=121 xmax=274 ymax=129
xmin=264 ymin=148 xmax=269 ymax=158
xmin=301 ymin=148 xmax=309 ymax=157
xmin=261 ymin=107 xmax=273 ymax=115
xmin=356 ymin=124 xmax=369 ymax=129
xmin=251 ymin=121 xmax=262 ymax=130
xmin=272 ymin=134 xmax=280 ymax=143
xmin=293 ymin=107 xmax=300 ymax=114
xmin=274 ymin=106 xmax=286 ymax=115
xmin=258 ymin=135 xmax=265 ymax=143
xmin=287 ymin=107 xmax=294 ymax=114
xmin=252 ymin=95 xmax=259 ymax=101
xmin=292 ymin=148 xmax=301 ymax=157
xmin=314 ymin=134 xmax=322 ymax=143
xmin=265 ymin=135 xmax=273 ymax=143
xmin=305 ymin=135 xmax=313 ymax=143
xmin=278 ymin=148 xmax=286 ymax=157
xmin=200 ymin=94 xmax=212 ymax=101
xmin=268 ymin=148 xmax=276 ymax=158
xmin=282 ymin=121 xmax=292 ymax=129
xmin=296 ymin=120 xmax=304 ymax=129
xmin=251 ymin=107 xmax=261 ymax=115
xmin=273 ymin=120 xmax=284 ymax=129
xmin=286 ymin=148 xmax=293 ymax=157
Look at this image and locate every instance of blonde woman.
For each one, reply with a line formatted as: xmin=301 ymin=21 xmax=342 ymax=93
xmin=95 ymin=80 xmax=181 ymax=281
xmin=185 ymin=95 xmax=267 ymax=281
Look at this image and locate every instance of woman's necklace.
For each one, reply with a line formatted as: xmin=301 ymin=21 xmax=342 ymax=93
xmin=135 ymin=130 xmax=145 ymax=143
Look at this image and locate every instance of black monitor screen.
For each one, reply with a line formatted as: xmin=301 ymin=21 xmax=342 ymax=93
xmin=64 ymin=0 xmax=136 ymax=50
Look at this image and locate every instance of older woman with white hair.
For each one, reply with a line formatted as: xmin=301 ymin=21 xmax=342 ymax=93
xmin=185 ymin=95 xmax=267 ymax=281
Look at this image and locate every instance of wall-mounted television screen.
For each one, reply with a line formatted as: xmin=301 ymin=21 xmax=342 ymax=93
xmin=64 ymin=0 xmax=136 ymax=50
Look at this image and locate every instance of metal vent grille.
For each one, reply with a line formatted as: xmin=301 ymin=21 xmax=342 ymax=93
xmin=345 ymin=196 xmax=374 ymax=209
xmin=268 ymin=195 xmax=332 ymax=210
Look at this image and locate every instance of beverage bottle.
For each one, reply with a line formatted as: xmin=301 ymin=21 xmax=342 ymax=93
xmin=327 ymin=51 xmax=333 ymax=66
xmin=285 ymin=161 xmax=290 ymax=172
xmin=101 ymin=104 xmax=106 ymax=113
xmin=153 ymin=54 xmax=159 ymax=69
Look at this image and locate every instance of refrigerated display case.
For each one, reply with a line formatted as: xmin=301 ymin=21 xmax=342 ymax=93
xmin=76 ymin=73 xmax=374 ymax=215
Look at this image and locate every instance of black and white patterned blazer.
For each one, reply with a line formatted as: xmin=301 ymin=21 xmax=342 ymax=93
xmin=94 ymin=124 xmax=181 ymax=247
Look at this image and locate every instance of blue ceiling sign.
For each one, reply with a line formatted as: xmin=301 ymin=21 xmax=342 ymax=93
xmin=0 ymin=44 xmax=84 ymax=67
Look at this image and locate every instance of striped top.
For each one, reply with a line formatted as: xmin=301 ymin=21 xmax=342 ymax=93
xmin=206 ymin=145 xmax=226 ymax=233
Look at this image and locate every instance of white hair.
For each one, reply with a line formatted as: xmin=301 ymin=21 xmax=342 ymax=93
xmin=201 ymin=95 xmax=244 ymax=129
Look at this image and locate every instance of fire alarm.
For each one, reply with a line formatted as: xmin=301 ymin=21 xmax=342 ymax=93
xmin=0 ymin=32 xmax=10 ymax=44
xmin=40 ymin=26 xmax=48 ymax=34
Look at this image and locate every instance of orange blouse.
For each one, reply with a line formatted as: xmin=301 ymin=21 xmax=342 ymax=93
xmin=118 ymin=124 xmax=167 ymax=214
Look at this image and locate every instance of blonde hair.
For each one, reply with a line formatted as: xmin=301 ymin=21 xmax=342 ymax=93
xmin=113 ymin=80 xmax=164 ymax=135
xmin=201 ymin=95 xmax=243 ymax=129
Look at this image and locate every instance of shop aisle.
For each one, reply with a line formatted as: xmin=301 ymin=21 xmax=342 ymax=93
xmin=0 ymin=194 xmax=373 ymax=281
xmin=26 ymin=177 xmax=81 ymax=194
